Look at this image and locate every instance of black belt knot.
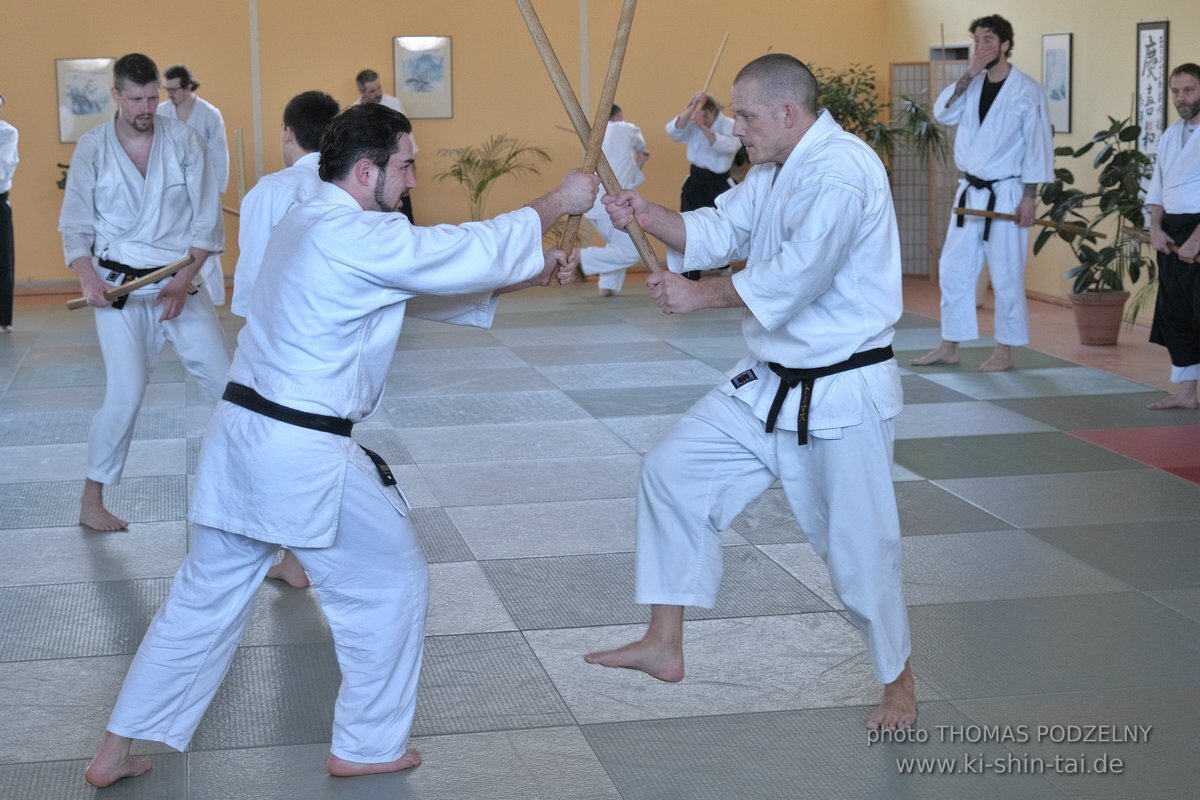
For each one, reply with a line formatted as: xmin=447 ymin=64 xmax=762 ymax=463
xmin=98 ymin=258 xmax=176 ymax=309
xmin=955 ymin=174 xmax=1016 ymax=241
xmin=221 ymin=382 xmax=395 ymax=485
xmin=764 ymin=346 xmax=893 ymax=445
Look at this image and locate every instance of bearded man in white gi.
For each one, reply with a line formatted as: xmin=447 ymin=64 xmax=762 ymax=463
xmin=1147 ymin=62 xmax=1200 ymax=410
xmin=583 ymin=54 xmax=917 ymax=731
xmin=59 ymin=53 xmax=231 ymax=534
xmin=912 ymin=14 xmax=1054 ymax=373
xmin=579 ymin=104 xmax=650 ymax=297
xmin=666 ymin=90 xmax=739 ymax=281
xmin=83 ymin=102 xmax=599 ymax=788
xmin=157 ymin=64 xmax=230 ymax=306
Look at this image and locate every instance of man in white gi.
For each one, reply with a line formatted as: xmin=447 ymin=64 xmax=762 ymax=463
xmin=580 ymin=104 xmax=649 ymax=297
xmin=59 ymin=53 xmax=231 ymax=534
xmin=158 ymin=64 xmax=230 ymax=306
xmin=583 ymin=54 xmax=917 ymax=731
xmin=354 ymin=68 xmax=416 ymax=223
xmin=911 ymin=14 xmax=1054 ymax=373
xmin=666 ymin=91 xmax=739 ymax=281
xmin=1147 ymin=62 xmax=1200 ymax=410
xmin=232 ymin=90 xmax=339 ymax=318
xmin=82 ymin=103 xmax=599 ymax=788
xmin=0 ymin=92 xmax=17 ymax=334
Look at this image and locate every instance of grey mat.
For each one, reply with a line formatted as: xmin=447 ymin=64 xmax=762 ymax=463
xmin=409 ymin=506 xmax=474 ymax=563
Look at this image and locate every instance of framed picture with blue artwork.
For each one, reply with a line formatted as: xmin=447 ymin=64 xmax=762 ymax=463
xmin=393 ymin=36 xmax=453 ymax=119
xmin=1041 ymin=33 xmax=1071 ymax=134
xmin=56 ymin=57 xmax=115 ymax=143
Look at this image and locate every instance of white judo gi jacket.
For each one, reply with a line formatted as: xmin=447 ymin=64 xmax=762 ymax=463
xmin=1147 ymin=120 xmax=1200 ymax=213
xmin=667 ymin=110 xmax=904 ymax=435
xmin=58 ymin=118 xmax=223 ymax=286
xmin=934 ymin=66 xmax=1054 ymax=194
xmin=157 ymin=96 xmax=229 ymax=193
xmin=231 ymin=152 xmax=321 ymax=316
xmin=189 ymin=183 xmax=545 ymax=547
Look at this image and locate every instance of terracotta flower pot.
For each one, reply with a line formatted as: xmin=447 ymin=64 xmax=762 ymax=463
xmin=1067 ymin=290 xmax=1130 ymax=346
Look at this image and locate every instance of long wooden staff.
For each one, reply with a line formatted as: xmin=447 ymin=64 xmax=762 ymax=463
xmin=556 ymin=0 xmax=637 ymax=255
xmin=516 ymin=0 xmax=662 ymax=271
xmin=1120 ymin=225 xmax=1181 ymax=255
xmin=952 ymin=207 xmax=1107 ymax=242
xmin=66 ymin=255 xmax=195 ymax=310
xmin=701 ymin=32 xmax=730 ymax=95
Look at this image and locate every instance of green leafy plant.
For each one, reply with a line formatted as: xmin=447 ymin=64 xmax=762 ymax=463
xmin=810 ymin=63 xmax=950 ymax=169
xmin=1035 ymin=116 xmax=1157 ymax=320
xmin=434 ymin=134 xmax=551 ymax=221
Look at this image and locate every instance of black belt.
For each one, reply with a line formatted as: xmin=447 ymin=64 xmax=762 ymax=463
xmin=955 ymin=174 xmax=1016 ymax=242
xmin=98 ymin=258 xmax=191 ymax=309
xmin=765 ymin=346 xmax=894 ymax=445
xmin=689 ymin=164 xmax=731 ymax=180
xmin=221 ymin=382 xmax=396 ymax=486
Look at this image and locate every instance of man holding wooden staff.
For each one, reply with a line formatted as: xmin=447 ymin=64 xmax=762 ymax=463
xmin=83 ymin=102 xmax=597 ymax=787
xmin=584 ymin=54 xmax=917 ymax=731
xmin=911 ymin=14 xmax=1053 ymax=372
xmin=1146 ymin=62 xmax=1200 ymax=411
xmin=58 ymin=52 xmax=231 ymax=533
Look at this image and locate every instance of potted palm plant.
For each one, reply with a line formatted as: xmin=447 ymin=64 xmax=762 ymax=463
xmin=1035 ymin=116 xmax=1156 ymax=345
xmin=434 ymin=134 xmax=551 ymax=221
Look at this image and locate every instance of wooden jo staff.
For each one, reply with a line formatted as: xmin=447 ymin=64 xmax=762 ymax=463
xmin=1121 ymin=224 xmax=1181 ymax=255
xmin=66 ymin=255 xmax=195 ymax=310
xmin=516 ymin=0 xmax=662 ymax=271
xmin=951 ymin=207 xmax=1107 ymax=242
xmin=555 ymin=0 xmax=638 ymax=256
xmin=702 ymin=32 xmax=730 ymax=95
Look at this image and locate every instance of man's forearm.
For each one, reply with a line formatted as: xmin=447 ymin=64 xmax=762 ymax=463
xmin=943 ymin=72 xmax=974 ymax=108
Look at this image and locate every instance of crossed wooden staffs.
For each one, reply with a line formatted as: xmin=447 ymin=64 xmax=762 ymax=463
xmin=516 ymin=0 xmax=662 ymax=272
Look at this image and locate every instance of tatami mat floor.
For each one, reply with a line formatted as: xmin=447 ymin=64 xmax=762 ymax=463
xmin=0 ymin=275 xmax=1197 ymax=799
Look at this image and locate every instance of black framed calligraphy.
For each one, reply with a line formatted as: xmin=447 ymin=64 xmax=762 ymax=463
xmin=1136 ymin=21 xmax=1169 ymax=156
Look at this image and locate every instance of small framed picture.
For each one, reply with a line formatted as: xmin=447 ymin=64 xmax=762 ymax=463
xmin=1041 ymin=33 xmax=1072 ymax=134
xmin=393 ymin=36 xmax=453 ymax=119
xmin=56 ymin=57 xmax=115 ymax=143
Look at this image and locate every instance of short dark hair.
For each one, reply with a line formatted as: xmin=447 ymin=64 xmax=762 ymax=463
xmin=969 ymin=14 xmax=1015 ymax=54
xmin=113 ymin=53 xmax=159 ymax=91
xmin=356 ymin=69 xmax=380 ymax=89
xmin=701 ymin=96 xmax=721 ymax=115
xmin=734 ymin=54 xmax=819 ymax=115
xmin=1171 ymin=63 xmax=1200 ymax=83
xmin=318 ymin=103 xmax=412 ymax=182
xmin=164 ymin=64 xmax=199 ymax=91
xmin=610 ymin=104 xmax=622 ymax=119
xmin=284 ymin=91 xmax=339 ymax=152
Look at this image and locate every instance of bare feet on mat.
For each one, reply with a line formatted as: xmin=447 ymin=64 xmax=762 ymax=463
xmin=328 ymin=748 xmax=422 ymax=777
xmin=910 ymin=341 xmax=959 ymax=367
xmin=266 ymin=548 xmax=311 ymax=588
xmin=866 ymin=660 xmax=918 ymax=731
xmin=1148 ymin=391 xmax=1198 ymax=410
xmin=584 ymin=639 xmax=685 ymax=683
xmin=977 ymin=345 xmax=1014 ymax=373
xmin=84 ymin=733 xmax=151 ymax=788
xmin=80 ymin=480 xmax=128 ymax=532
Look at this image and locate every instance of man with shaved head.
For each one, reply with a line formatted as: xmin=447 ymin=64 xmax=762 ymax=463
xmin=585 ymin=53 xmax=917 ymax=731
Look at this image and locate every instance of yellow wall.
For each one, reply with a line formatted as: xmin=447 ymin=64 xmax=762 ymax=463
xmin=3 ymin=0 xmax=889 ymax=289
xmin=887 ymin=1 xmax=1200 ymax=318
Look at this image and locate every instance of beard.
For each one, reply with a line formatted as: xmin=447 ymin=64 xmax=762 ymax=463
xmin=1178 ymin=101 xmax=1200 ymax=123
xmin=986 ymin=55 xmax=1002 ymax=70
xmin=372 ymin=170 xmax=405 ymax=213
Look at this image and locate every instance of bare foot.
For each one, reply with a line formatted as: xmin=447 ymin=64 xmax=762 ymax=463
xmin=866 ymin=660 xmax=918 ymax=731
xmin=327 ymin=748 xmax=421 ymax=777
xmin=584 ymin=639 xmax=685 ymax=683
xmin=598 ymin=288 xmax=614 ymax=298
xmin=84 ymin=733 xmax=152 ymax=788
xmin=266 ymin=549 xmax=311 ymax=588
xmin=910 ymin=342 xmax=959 ymax=367
xmin=80 ymin=479 xmax=128 ymax=532
xmin=1148 ymin=392 xmax=1199 ymax=410
xmin=977 ymin=346 xmax=1014 ymax=373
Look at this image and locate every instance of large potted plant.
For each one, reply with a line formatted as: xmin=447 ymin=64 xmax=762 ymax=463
xmin=1035 ymin=116 xmax=1156 ymax=345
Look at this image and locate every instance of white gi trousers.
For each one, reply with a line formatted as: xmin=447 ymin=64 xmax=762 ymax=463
xmin=106 ymin=464 xmax=429 ymax=762
xmin=635 ymin=389 xmax=911 ymax=684
xmin=937 ymin=179 xmax=1030 ymax=346
xmin=580 ymin=211 xmax=640 ymax=294
xmin=87 ymin=290 xmax=231 ymax=485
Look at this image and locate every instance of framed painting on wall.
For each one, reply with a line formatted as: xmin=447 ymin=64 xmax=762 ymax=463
xmin=393 ymin=36 xmax=453 ymax=119
xmin=1136 ymin=21 xmax=1169 ymax=156
xmin=1041 ymin=33 xmax=1072 ymax=134
xmin=56 ymin=57 xmax=115 ymax=143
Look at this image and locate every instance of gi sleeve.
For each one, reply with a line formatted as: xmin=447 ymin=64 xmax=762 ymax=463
xmin=58 ymin=133 xmax=100 ymax=266
xmin=670 ymin=179 xmax=756 ymax=272
xmin=1021 ymin=83 xmax=1056 ymax=184
xmin=934 ymin=78 xmax=970 ymax=126
xmin=182 ymin=128 xmax=225 ymax=254
xmin=206 ymin=105 xmax=231 ymax=195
